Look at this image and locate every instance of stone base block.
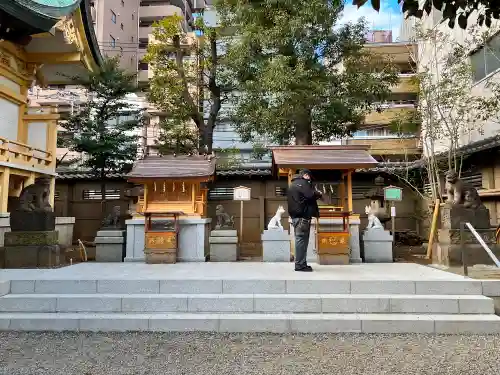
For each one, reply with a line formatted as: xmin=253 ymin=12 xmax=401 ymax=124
xmin=3 ymin=245 xmax=63 ymax=268
xmin=144 ymin=249 xmax=177 ymax=264
xmin=262 ymin=230 xmax=290 ymax=262
xmin=318 ymin=254 xmax=350 ymax=265
xmin=210 ymin=243 xmax=238 ymax=262
xmin=95 ymin=230 xmax=125 ymax=262
xmin=210 ymin=230 xmax=237 ymax=237
xmin=10 ymin=211 xmax=55 ymax=232
xmin=363 ymin=228 xmax=393 ymax=263
xmin=4 ymin=231 xmax=58 ymax=246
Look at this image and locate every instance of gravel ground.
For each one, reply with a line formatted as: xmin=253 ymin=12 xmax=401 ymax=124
xmin=0 ymin=332 xmax=500 ymax=375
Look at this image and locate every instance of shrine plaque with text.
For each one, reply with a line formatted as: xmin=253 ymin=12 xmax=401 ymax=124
xmin=145 ymin=232 xmax=177 ymax=250
xmin=317 ymin=232 xmax=350 ymax=255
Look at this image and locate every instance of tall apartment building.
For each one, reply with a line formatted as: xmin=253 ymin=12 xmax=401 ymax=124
xmin=90 ymin=0 xmax=141 ymax=73
xmin=342 ymin=31 xmax=421 ymax=162
xmin=138 ymin=1 xmax=208 ymax=84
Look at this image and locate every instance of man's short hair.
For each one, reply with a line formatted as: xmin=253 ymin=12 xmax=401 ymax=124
xmin=300 ymin=168 xmax=312 ymax=177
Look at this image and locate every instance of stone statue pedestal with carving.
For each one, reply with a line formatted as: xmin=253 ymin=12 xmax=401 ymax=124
xmin=209 ymin=230 xmax=238 ymax=262
xmin=262 ymin=229 xmax=290 ymax=262
xmin=363 ymin=228 xmax=393 ymax=263
xmin=95 ymin=229 xmax=125 ymax=262
xmin=436 ymin=204 xmax=493 ymax=266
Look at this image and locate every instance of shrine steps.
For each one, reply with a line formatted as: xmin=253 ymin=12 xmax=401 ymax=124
xmin=0 ymin=278 xmax=500 ymax=334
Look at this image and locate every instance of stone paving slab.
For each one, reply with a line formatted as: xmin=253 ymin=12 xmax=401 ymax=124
xmin=0 ymin=294 xmax=494 ymax=314
xmin=0 ymin=262 xmax=473 ymax=281
xmin=1 ymin=312 xmax=500 ymax=334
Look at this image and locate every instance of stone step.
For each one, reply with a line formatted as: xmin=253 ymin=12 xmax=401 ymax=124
xmin=0 ymin=312 xmax=499 ymax=334
xmin=7 ymin=278 xmax=485 ymax=295
xmin=0 ymin=294 xmax=494 ymax=314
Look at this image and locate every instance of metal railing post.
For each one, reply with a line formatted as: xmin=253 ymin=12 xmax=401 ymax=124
xmin=460 ymin=221 xmax=468 ymax=276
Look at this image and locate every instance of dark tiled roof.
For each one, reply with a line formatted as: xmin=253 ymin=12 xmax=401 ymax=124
xmin=127 ymin=155 xmax=216 ymax=179
xmin=271 ymin=145 xmax=378 ymax=169
xmin=217 ymin=169 xmax=272 ymax=176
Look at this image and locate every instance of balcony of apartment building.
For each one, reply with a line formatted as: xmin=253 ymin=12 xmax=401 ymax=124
xmin=364 ymin=97 xmax=417 ymax=125
xmin=139 ymin=1 xmax=188 ymax=30
xmin=343 ymin=126 xmax=422 ymax=158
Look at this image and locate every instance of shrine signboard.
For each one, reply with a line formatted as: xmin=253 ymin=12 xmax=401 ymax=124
xmin=383 ymin=186 xmax=403 ymax=201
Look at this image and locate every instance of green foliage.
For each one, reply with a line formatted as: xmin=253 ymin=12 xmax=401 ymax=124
xmin=251 ymin=142 xmax=269 ymax=160
xmin=389 ymin=110 xmax=421 ymax=136
xmin=145 ymin=15 xmax=228 ymax=153
xmin=215 ymin=0 xmax=399 ymax=145
xmin=63 ymin=57 xmax=142 ymax=177
xmin=154 ymin=119 xmax=199 ymax=155
xmin=217 ymin=146 xmax=241 ymax=168
xmin=352 ymin=0 xmax=500 ymax=29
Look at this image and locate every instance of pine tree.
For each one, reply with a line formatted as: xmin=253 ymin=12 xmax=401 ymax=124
xmin=64 ymin=57 xmax=143 ymax=218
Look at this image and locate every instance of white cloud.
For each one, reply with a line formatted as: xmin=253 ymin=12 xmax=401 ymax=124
xmin=339 ymin=1 xmax=403 ymax=41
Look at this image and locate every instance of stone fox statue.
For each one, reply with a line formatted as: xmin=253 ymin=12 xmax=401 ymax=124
xmin=18 ymin=177 xmax=53 ymax=212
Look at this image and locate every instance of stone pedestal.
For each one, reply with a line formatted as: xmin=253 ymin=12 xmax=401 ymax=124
xmin=436 ymin=204 xmax=492 ymax=266
xmin=363 ymin=228 xmax=393 ymax=263
xmin=262 ymin=229 xmax=290 ymax=262
xmin=209 ymin=230 xmax=238 ymax=262
xmin=10 ymin=211 xmax=55 ymax=232
xmin=125 ymin=218 xmax=211 ymax=262
xmin=95 ymin=230 xmax=125 ymax=262
xmin=3 ymin=231 xmax=62 ymax=268
xmin=55 ymin=217 xmax=75 ymax=247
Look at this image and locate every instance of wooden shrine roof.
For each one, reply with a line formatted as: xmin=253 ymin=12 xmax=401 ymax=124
xmin=127 ymin=155 xmax=216 ymax=180
xmin=271 ymin=145 xmax=378 ymax=170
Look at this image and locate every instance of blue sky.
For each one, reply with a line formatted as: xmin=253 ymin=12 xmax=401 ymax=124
xmin=340 ymin=0 xmax=403 ymax=40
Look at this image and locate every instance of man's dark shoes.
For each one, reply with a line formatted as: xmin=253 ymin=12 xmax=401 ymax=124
xmin=295 ymin=265 xmax=313 ymax=272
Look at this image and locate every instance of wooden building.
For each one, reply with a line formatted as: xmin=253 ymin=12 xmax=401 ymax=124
xmin=0 ymin=0 xmax=101 ymax=216
xmin=125 ymin=155 xmax=216 ymax=262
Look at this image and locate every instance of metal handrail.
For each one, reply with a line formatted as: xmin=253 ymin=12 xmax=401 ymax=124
xmin=460 ymin=222 xmax=500 ymax=276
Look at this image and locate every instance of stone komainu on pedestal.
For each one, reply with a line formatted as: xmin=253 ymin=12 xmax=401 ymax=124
xmin=438 ymin=170 xmax=493 ymax=265
xmin=4 ymin=177 xmax=61 ymax=268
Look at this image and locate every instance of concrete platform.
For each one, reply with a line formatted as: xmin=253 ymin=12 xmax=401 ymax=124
xmin=0 ymin=262 xmax=479 ymax=281
xmin=0 ymin=263 xmax=499 ymax=334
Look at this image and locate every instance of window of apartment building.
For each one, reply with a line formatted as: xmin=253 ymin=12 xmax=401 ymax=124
xmin=138 ymin=62 xmax=149 ymax=71
xmin=110 ymin=35 xmax=116 ymax=48
xmin=470 ymin=33 xmax=500 ymax=82
xmin=111 ymin=10 xmax=117 ymax=24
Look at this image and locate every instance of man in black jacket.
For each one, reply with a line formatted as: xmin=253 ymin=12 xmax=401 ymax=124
xmin=287 ymin=169 xmax=322 ymax=272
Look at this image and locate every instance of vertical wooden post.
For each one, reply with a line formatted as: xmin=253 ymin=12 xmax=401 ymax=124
xmin=339 ymin=172 xmax=345 ymax=209
xmin=259 ymin=195 xmax=265 ymax=233
xmin=25 ymin=172 xmax=35 ymax=187
xmin=49 ymin=176 xmax=56 ymax=208
xmin=391 ymin=201 xmax=396 ymax=244
xmin=143 ymin=184 xmax=148 ymax=212
xmin=426 ymin=199 xmax=440 ymax=260
xmin=191 ymin=182 xmax=196 ymax=212
xmin=0 ymin=169 xmax=10 ymax=214
xmin=240 ymin=200 xmax=244 ymax=245
xmin=347 ymin=170 xmax=353 ymax=213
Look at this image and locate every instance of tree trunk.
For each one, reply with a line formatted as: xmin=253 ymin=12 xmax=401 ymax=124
xmin=294 ymin=122 xmax=312 ymax=145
